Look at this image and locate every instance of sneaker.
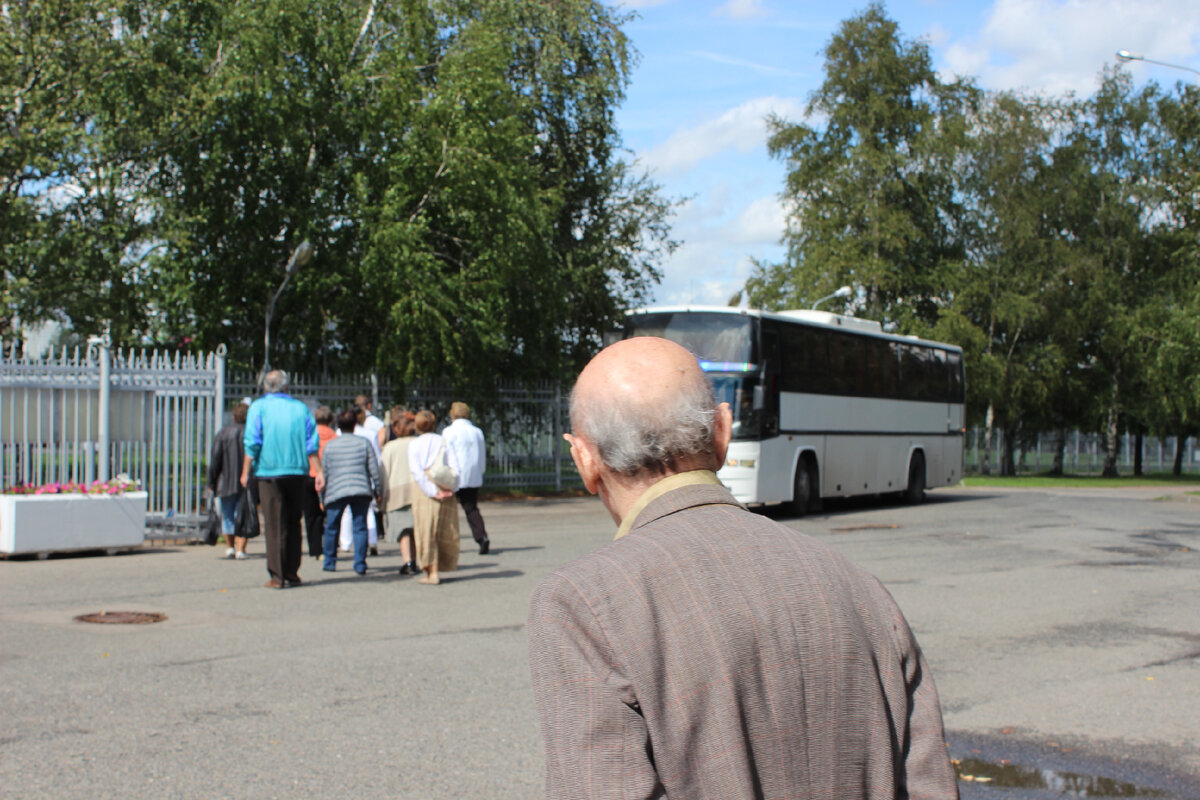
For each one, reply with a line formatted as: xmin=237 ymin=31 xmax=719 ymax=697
xmin=224 ymin=548 xmax=236 ymax=558
xmin=234 ymin=551 xmax=247 ymax=560
xmin=369 ymin=546 xmax=379 ymax=556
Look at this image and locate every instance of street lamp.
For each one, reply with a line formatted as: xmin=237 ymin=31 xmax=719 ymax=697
xmin=810 ymin=285 xmax=852 ymax=310
xmin=1116 ymin=50 xmax=1200 ymax=77
xmin=262 ymin=239 xmax=314 ymax=379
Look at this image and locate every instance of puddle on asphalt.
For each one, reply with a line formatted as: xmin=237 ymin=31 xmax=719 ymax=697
xmin=955 ymin=758 xmax=1168 ymax=797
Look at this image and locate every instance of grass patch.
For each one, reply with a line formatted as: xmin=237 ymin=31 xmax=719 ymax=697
xmin=963 ymin=472 xmax=1200 ymax=488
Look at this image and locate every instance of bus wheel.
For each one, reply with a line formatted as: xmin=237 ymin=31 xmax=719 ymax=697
xmin=792 ymin=460 xmax=813 ymax=517
xmin=905 ymin=453 xmax=926 ymax=505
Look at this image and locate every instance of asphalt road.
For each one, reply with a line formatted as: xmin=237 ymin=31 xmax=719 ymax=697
xmin=2 ymin=485 xmax=1198 ymax=799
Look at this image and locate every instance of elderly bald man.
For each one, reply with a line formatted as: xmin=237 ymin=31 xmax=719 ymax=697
xmin=526 ymin=337 xmax=958 ymax=800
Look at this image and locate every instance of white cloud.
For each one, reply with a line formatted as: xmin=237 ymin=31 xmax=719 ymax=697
xmin=640 ymin=96 xmax=805 ymax=177
xmin=649 ymin=190 xmax=785 ymax=306
xmin=714 ymin=0 xmax=769 ymax=20
xmin=940 ymin=0 xmax=1200 ymax=96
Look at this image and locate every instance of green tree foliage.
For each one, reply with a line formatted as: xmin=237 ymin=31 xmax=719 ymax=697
xmin=2 ymin=0 xmax=673 ymax=389
xmin=743 ymin=2 xmax=973 ymax=327
xmin=741 ymin=5 xmax=1198 ymax=472
xmin=1 ymin=1 xmax=163 ymax=343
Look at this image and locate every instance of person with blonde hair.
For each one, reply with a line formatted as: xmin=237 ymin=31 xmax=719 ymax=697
xmin=406 ymin=409 xmax=460 ymax=585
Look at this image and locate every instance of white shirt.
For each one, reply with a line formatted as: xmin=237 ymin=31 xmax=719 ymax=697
xmin=353 ymin=424 xmax=383 ymax=463
xmin=443 ymin=417 xmax=486 ymax=489
xmin=409 ymin=432 xmax=460 ymax=498
xmin=361 ymin=412 xmax=384 ymax=438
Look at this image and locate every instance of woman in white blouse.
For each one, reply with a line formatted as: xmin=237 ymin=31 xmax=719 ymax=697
xmin=407 ymin=409 xmax=460 ymax=584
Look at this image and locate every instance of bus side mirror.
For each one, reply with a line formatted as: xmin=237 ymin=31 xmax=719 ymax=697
xmin=753 ymin=384 xmax=764 ymax=410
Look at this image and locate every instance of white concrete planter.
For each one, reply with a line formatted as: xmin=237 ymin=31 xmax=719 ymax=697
xmin=0 ymin=491 xmax=147 ymax=556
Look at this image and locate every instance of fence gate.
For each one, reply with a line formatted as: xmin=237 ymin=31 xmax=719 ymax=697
xmin=1 ymin=337 xmax=226 ymax=536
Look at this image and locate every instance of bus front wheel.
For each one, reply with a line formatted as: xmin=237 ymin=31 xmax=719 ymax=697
xmin=792 ymin=459 xmax=815 ymax=517
xmin=905 ymin=453 xmax=926 ymax=505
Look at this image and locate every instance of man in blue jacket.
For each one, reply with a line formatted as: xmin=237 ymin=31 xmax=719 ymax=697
xmin=241 ymin=370 xmax=323 ymax=588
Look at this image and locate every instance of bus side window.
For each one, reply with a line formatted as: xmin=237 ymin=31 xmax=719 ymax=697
xmin=760 ymin=328 xmax=780 ymax=435
xmin=947 ymin=351 xmax=965 ymax=403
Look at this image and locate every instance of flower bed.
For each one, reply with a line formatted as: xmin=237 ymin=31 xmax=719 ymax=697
xmin=1 ymin=481 xmax=147 ymax=556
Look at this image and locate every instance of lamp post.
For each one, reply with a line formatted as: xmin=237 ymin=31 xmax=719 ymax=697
xmin=810 ymin=285 xmax=852 ymax=310
xmin=262 ymin=239 xmax=314 ymax=380
xmin=1116 ymin=50 xmax=1200 ymax=77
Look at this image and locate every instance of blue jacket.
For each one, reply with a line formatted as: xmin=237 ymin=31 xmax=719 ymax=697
xmin=243 ymin=393 xmax=318 ymax=478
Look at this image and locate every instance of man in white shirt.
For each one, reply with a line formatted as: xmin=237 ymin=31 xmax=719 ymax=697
xmin=443 ymin=401 xmax=490 ymax=554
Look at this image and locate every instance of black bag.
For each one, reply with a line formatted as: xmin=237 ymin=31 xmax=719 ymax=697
xmin=202 ymin=504 xmax=221 ymax=546
xmin=234 ymin=486 xmax=260 ymax=539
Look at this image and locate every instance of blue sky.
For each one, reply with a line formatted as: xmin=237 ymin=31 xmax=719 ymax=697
xmin=606 ymin=0 xmax=1200 ymax=307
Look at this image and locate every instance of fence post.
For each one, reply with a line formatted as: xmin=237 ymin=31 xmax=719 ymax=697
xmin=214 ymin=344 xmax=227 ymax=435
xmin=554 ymin=384 xmax=563 ymax=492
xmin=371 ymin=373 xmax=379 ymax=413
xmin=95 ymin=333 xmax=112 ymax=483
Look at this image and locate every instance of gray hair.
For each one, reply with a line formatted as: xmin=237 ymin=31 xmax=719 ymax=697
xmin=571 ymin=369 xmax=718 ymax=476
xmin=262 ymin=369 xmax=289 ymax=394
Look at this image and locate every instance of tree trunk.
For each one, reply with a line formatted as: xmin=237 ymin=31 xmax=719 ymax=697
xmin=1133 ymin=431 xmax=1144 ymax=476
xmin=1102 ymin=373 xmax=1120 ymax=478
xmin=1050 ymin=426 xmax=1066 ymax=476
xmin=1173 ymin=434 xmax=1187 ymax=477
xmin=1000 ymin=425 xmax=1017 ymax=476
xmin=982 ymin=403 xmax=994 ymax=475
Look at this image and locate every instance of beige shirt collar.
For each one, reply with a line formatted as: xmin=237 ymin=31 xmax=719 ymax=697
xmin=614 ymin=469 xmax=723 ymax=540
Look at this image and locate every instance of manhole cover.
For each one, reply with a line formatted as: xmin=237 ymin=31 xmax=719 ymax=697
xmin=74 ymin=611 xmax=167 ymax=625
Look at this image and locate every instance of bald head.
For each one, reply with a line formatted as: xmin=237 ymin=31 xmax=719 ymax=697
xmin=571 ymin=337 xmax=721 ymax=476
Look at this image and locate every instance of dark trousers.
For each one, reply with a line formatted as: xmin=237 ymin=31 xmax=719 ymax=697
xmin=302 ymin=475 xmax=325 ymax=557
xmin=258 ymin=475 xmax=306 ymax=583
xmin=455 ymin=486 xmax=488 ymax=544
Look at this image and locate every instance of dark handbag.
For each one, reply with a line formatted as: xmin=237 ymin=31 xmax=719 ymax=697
xmin=234 ymin=486 xmax=260 ymax=539
xmin=202 ymin=504 xmax=221 ymax=546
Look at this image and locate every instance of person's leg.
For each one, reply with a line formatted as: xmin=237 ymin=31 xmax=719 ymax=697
xmin=350 ymin=497 xmax=370 ymax=574
xmin=302 ymin=476 xmax=324 ymax=558
xmin=322 ymin=499 xmax=345 ymax=570
xmin=366 ymin=500 xmax=378 ymax=554
xmin=281 ymin=476 xmax=306 ymax=583
xmin=456 ymin=487 xmax=489 ymax=551
xmin=257 ymin=479 xmax=285 ymax=585
xmin=219 ymin=493 xmax=239 ymax=555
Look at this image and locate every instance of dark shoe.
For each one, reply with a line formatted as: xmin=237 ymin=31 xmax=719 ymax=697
xmin=479 ymin=539 xmax=490 ymax=555
xmin=264 ymin=579 xmax=283 ymax=589
xmin=284 ymin=575 xmax=302 ymax=587
xmin=322 ymin=566 xmax=336 ymax=573
xmin=355 ymin=568 xmax=367 ymax=576
xmin=369 ymin=546 xmax=379 ymax=556
xmin=399 ymin=561 xmax=418 ymax=576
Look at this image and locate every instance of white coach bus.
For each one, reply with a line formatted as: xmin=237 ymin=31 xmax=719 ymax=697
xmin=620 ymin=306 xmax=965 ymax=514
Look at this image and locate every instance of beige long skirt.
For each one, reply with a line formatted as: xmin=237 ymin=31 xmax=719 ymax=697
xmin=412 ymin=491 xmax=459 ymax=572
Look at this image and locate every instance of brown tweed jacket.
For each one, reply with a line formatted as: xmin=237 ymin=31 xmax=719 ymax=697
xmin=527 ymin=481 xmax=958 ymax=800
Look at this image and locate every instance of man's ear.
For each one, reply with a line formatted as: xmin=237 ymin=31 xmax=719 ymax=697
xmin=711 ymin=402 xmax=733 ymax=469
xmin=564 ymin=433 xmax=601 ymax=495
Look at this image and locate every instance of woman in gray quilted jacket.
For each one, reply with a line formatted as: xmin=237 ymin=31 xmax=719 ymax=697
xmin=320 ymin=408 xmax=381 ymax=575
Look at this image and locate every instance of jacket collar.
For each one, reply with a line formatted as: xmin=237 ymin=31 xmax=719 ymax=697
xmin=616 ymin=470 xmax=744 ymax=539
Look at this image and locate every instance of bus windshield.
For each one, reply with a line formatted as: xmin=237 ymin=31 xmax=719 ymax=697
xmin=624 ymin=312 xmax=755 ymax=366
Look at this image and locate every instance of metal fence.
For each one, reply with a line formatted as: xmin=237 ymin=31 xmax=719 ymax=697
xmin=965 ymin=429 xmax=1199 ymax=475
xmin=1 ymin=337 xmax=226 ymax=534
xmin=227 ymin=371 xmax=581 ymax=492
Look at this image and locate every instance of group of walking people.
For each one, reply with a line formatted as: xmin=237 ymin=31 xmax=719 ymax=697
xmin=206 ymin=373 xmax=490 ymax=588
